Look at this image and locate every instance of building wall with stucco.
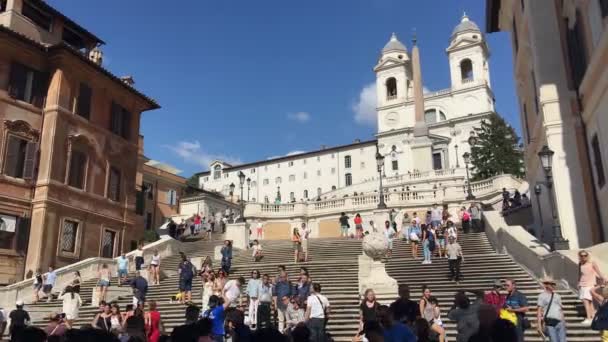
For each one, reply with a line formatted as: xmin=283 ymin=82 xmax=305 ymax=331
xmin=486 ymin=0 xmax=608 ymax=248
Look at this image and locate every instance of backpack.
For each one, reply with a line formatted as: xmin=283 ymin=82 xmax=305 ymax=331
xmin=180 ymin=262 xmax=194 ymax=279
xmin=592 ymin=301 xmax=608 ymax=331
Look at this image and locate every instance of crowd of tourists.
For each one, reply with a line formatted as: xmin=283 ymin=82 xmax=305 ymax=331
xmin=501 ymin=188 xmax=530 ymax=213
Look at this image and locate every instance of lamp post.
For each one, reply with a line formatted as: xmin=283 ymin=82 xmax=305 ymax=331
xmin=537 ymin=145 xmax=569 ymax=250
xmin=246 ymin=177 xmax=251 ymax=202
xmin=454 ymin=144 xmax=460 ymax=168
xmin=376 ymin=150 xmax=387 ymax=209
xmin=229 ymin=182 xmax=235 ymax=203
xmin=462 ymin=152 xmax=475 ymax=200
xmin=237 ymin=171 xmax=245 ymax=222
xmin=534 ymin=184 xmax=543 ymax=227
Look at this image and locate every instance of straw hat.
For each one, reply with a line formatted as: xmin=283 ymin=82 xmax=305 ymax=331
xmin=541 ymin=276 xmax=557 ymax=285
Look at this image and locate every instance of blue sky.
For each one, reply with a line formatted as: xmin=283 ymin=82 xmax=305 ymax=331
xmin=50 ymin=0 xmax=519 ymax=177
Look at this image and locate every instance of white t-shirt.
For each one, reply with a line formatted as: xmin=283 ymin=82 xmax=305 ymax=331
xmin=306 ymin=293 xmax=330 ymax=319
xmin=223 ymin=279 xmax=241 ymax=302
xmin=133 ymin=249 xmax=143 ymax=258
xmin=252 ymin=244 xmax=262 ymax=256
xmin=299 ymin=227 xmax=310 ymax=240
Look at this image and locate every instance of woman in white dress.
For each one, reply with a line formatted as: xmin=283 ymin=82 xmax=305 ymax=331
xmin=201 ymin=272 xmax=214 ymax=311
xmin=59 ymin=286 xmax=82 ymax=324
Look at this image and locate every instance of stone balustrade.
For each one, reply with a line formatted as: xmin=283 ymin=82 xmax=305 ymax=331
xmin=245 ymin=174 xmax=523 ymax=220
xmin=0 ymin=235 xmax=182 ymax=309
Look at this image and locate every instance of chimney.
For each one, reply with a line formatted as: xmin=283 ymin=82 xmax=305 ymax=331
xmin=354 ymin=138 xmax=361 ymax=143
xmin=88 ymin=47 xmax=103 ymax=66
xmin=120 ymin=76 xmax=135 ymax=86
xmin=320 ymin=145 xmax=327 ymax=150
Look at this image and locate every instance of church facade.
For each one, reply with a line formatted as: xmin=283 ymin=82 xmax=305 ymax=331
xmin=196 ymin=15 xmax=496 ymax=209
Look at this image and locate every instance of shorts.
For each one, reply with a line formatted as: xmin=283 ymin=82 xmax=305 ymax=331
xmin=341 ymin=225 xmax=349 ymax=233
xmin=438 ymin=238 xmax=446 ymax=248
xmin=431 ymin=220 xmax=442 ymax=228
xmin=43 ymin=284 xmax=53 ymax=293
xmin=409 ymin=232 xmax=420 ymax=242
xmin=98 ymin=280 xmax=110 ymax=287
xmin=387 ymin=240 xmax=394 ymax=250
xmin=293 ymin=242 xmax=302 ymax=252
xmin=180 ymin=278 xmax=193 ymax=292
xmin=356 ymin=224 xmax=363 ymax=230
xmin=118 ymin=269 xmax=128 ymax=277
xmin=579 ymin=286 xmax=593 ymax=301
xmin=301 ymin=239 xmax=308 ymax=251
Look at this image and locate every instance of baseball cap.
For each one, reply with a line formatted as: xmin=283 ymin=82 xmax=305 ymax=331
xmin=15 ymin=300 xmax=24 ymax=306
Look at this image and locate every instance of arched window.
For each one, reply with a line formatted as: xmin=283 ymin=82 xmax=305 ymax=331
xmin=317 ymin=187 xmax=322 ymax=197
xmin=460 ymin=59 xmax=473 ymax=81
xmin=213 ymin=165 xmax=221 ymax=179
xmin=290 ymin=192 xmax=295 ymax=202
xmin=345 ymin=173 xmax=352 ymax=186
xmin=424 ymin=109 xmax=447 ymax=124
xmin=386 ymin=77 xmax=397 ymax=99
xmin=331 ymin=185 xmax=337 ymax=191
xmin=304 ymin=190 xmax=309 ymax=198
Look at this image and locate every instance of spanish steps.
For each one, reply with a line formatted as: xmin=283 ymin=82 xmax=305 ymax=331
xmin=23 ymin=231 xmax=600 ymax=341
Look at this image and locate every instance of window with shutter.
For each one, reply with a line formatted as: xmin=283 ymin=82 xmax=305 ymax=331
xmin=60 ymin=220 xmax=78 ymax=253
xmin=3 ymin=135 xmax=28 ymax=178
xmin=7 ymin=63 xmax=48 ymax=107
xmin=15 ymin=217 xmax=30 ymax=252
xmin=68 ymin=150 xmax=87 ymax=189
xmin=22 ymin=141 xmax=37 ymax=180
xmin=591 ymin=135 xmax=606 ymax=188
xmin=76 ymin=83 xmax=92 ymax=119
xmin=107 ymin=166 xmax=121 ymax=201
xmin=0 ymin=214 xmax=18 ymax=250
xmin=565 ymin=12 xmax=589 ymax=90
xmin=109 ymin=102 xmax=131 ymax=139
xmin=601 ymin=0 xmax=608 ymax=18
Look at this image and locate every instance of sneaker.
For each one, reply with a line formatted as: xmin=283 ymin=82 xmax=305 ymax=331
xmin=581 ymin=319 xmax=592 ymax=326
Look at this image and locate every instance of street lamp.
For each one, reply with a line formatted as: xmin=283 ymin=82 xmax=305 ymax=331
xmin=246 ymin=177 xmax=251 ymax=202
xmin=537 ymin=145 xmax=569 ymax=250
xmin=375 ymin=150 xmax=387 ymax=209
xmin=534 ymin=184 xmax=544 ymax=227
xmin=229 ymin=182 xmax=235 ymax=202
xmin=454 ymin=144 xmax=460 ymax=168
xmin=238 ymin=171 xmax=246 ymax=222
xmin=462 ymin=152 xmax=475 ymax=200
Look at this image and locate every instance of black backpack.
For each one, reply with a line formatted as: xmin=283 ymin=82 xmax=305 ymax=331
xmin=592 ymin=301 xmax=608 ymax=331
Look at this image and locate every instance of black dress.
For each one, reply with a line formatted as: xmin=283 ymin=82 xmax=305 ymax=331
xmin=360 ymin=302 xmax=379 ymax=324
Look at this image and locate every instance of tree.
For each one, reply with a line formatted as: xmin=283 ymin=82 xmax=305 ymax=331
xmin=186 ymin=174 xmax=199 ymax=188
xmin=469 ymin=113 xmax=525 ymax=180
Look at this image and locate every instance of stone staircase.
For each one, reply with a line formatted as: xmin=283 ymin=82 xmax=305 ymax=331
xmin=24 ymin=233 xmax=600 ymax=341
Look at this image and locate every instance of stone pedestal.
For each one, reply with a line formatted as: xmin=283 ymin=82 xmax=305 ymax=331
xmin=225 ymin=222 xmax=250 ymax=250
xmin=358 ymin=233 xmax=398 ymax=302
xmin=411 ymin=136 xmax=433 ymax=172
xmin=372 ymin=209 xmax=391 ymax=231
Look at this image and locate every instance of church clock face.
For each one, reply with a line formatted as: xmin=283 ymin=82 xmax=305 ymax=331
xmin=384 ymin=112 xmax=399 ymax=127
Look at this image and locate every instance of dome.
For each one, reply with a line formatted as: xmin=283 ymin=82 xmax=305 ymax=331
xmin=382 ymin=33 xmax=407 ymax=53
xmin=452 ymin=14 xmax=480 ymax=36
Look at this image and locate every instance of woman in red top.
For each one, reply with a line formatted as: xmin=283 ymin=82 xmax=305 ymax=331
xmin=145 ymin=300 xmax=163 ymax=342
xmin=354 ymin=213 xmax=363 ymax=239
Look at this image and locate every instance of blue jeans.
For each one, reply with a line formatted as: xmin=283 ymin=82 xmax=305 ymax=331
xmin=431 ymin=220 xmax=441 ymax=228
xmin=545 ymin=321 xmax=567 ymax=342
xmin=307 ymin=318 xmax=325 ymax=342
xmin=422 ymin=240 xmax=431 ymax=261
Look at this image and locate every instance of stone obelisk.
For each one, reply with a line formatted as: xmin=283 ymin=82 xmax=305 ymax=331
xmin=410 ymin=35 xmax=433 ymax=171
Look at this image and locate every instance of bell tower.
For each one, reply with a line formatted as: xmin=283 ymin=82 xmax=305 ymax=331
xmin=374 ymin=33 xmax=411 ymax=133
xmin=446 ymin=13 xmax=491 ymax=89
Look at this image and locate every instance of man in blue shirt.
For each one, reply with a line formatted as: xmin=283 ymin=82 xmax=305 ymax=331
xmin=273 ymin=265 xmax=292 ymax=331
xmin=376 ymin=305 xmax=415 ymax=342
xmin=44 ymin=266 xmax=57 ymax=303
xmin=117 ymin=253 xmax=129 ymax=286
xmin=202 ymin=295 xmax=231 ymax=342
xmin=505 ymin=279 xmax=529 ymax=342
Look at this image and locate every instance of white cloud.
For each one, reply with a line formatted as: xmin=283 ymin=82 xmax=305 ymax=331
xmin=423 ymin=86 xmax=430 ymax=94
xmin=164 ymin=140 xmax=241 ymax=169
xmin=287 ymin=111 xmax=311 ymax=123
xmin=352 ymin=83 xmax=377 ymax=126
